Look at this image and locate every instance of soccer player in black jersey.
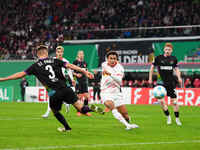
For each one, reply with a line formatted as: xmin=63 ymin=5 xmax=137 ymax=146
xmin=149 ymin=43 xmax=183 ymax=126
xmin=73 ymin=50 xmax=91 ymax=116
xmin=42 ymin=46 xmax=75 ymax=118
xmin=0 ymin=45 xmax=103 ymax=132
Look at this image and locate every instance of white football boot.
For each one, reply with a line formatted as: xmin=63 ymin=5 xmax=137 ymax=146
xmin=125 ymin=124 xmax=139 ymax=130
xmin=175 ymin=118 xmax=182 ymax=126
xmin=167 ymin=116 xmax=172 ymax=125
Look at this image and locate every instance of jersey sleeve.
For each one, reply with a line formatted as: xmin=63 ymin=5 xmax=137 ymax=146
xmin=152 ymin=56 xmax=158 ymax=66
xmin=63 ymin=58 xmax=74 ymax=81
xmin=73 ymin=60 xmax=77 ymax=65
xmin=110 ymin=64 xmax=124 ymax=85
xmin=101 ymin=62 xmax=107 ymax=72
xmin=56 ymin=59 xmax=68 ymax=68
xmin=24 ymin=64 xmax=35 ymax=75
xmin=173 ymin=57 xmax=178 ymax=68
xmin=84 ymin=61 xmax=87 ymax=68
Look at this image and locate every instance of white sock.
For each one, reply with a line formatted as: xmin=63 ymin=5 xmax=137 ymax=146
xmin=112 ymin=109 xmax=130 ymax=127
xmin=65 ymin=103 xmax=70 ymax=108
xmin=45 ymin=102 xmax=51 ymax=115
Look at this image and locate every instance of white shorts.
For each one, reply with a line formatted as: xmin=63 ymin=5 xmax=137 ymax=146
xmin=101 ymin=92 xmax=124 ymax=107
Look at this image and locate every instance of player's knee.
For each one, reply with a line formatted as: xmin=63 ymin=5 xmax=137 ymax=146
xmin=104 ymin=101 xmax=114 ymax=110
xmin=172 ymin=100 xmax=178 ymax=105
xmin=81 ymin=105 xmax=90 ymax=114
xmin=159 ymin=99 xmax=165 ymax=105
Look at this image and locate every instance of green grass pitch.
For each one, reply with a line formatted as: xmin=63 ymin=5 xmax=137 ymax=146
xmin=0 ymin=102 xmax=200 ymax=150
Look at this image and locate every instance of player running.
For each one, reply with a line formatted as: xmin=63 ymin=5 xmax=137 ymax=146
xmin=149 ymin=43 xmax=182 ymax=126
xmin=101 ymin=51 xmax=139 ymax=130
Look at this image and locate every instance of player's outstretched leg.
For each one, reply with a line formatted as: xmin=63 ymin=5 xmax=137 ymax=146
xmin=73 ymin=100 xmax=104 ymax=115
xmin=112 ymin=109 xmax=139 ymax=130
xmin=90 ymin=104 xmax=105 ymax=115
xmin=172 ymin=99 xmax=182 ymax=126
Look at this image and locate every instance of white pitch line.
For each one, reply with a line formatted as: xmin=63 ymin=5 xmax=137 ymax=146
xmin=1 ymin=140 xmax=200 ymax=150
xmin=0 ymin=118 xmax=42 ymax=121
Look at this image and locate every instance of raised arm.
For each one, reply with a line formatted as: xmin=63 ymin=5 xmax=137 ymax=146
xmin=174 ymin=67 xmax=182 ymax=85
xmin=148 ymin=65 xmax=154 ymax=84
xmin=65 ymin=63 xmax=94 ymax=79
xmin=0 ymin=71 xmax=26 ymax=82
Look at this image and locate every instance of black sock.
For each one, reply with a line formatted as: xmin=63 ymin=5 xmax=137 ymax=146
xmin=81 ymin=105 xmax=91 ymax=114
xmin=54 ymin=112 xmax=71 ymax=130
xmin=125 ymin=118 xmax=130 ymax=123
xmin=174 ymin=112 xmax=179 ymax=118
xmin=164 ymin=109 xmax=170 ymax=116
xmin=84 ymin=99 xmax=88 ymax=105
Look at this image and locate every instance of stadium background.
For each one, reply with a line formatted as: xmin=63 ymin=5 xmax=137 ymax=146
xmin=1 ymin=1 xmax=200 ymax=149
xmin=0 ymin=39 xmax=200 ymax=101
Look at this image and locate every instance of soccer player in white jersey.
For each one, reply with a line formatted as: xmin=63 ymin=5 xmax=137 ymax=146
xmin=42 ymin=46 xmax=76 ymax=118
xmin=101 ymin=51 xmax=139 ymax=130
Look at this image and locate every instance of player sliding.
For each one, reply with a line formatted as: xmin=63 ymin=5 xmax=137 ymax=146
xmin=101 ymin=51 xmax=139 ymax=130
xmin=0 ymin=45 xmax=104 ymax=132
xmin=149 ymin=43 xmax=182 ymax=126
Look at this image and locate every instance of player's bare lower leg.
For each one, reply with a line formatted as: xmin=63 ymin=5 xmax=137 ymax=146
xmin=117 ymin=105 xmax=131 ymax=123
xmin=160 ymin=99 xmax=171 ymax=125
xmin=73 ymin=100 xmax=104 ymax=115
xmin=171 ymin=98 xmax=182 ymax=126
xmin=104 ymin=100 xmax=138 ymax=130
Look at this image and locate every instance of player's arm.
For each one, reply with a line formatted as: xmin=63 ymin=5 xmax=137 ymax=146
xmin=110 ymin=73 xmax=123 ymax=85
xmin=148 ymin=65 xmax=154 ymax=84
xmin=65 ymin=63 xmax=94 ymax=79
xmin=174 ymin=67 xmax=182 ymax=85
xmin=110 ymin=66 xmax=124 ymax=85
xmin=73 ymin=71 xmax=82 ymax=78
xmin=102 ymin=64 xmax=123 ymax=85
xmin=67 ymin=69 xmax=76 ymax=86
xmin=0 ymin=71 xmax=26 ymax=82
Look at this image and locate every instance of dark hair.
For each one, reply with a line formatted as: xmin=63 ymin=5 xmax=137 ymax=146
xmin=106 ymin=51 xmax=119 ymax=59
xmin=37 ymin=45 xmax=48 ymax=52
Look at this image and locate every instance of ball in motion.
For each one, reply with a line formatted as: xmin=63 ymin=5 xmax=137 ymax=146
xmin=153 ymin=85 xmax=167 ymax=99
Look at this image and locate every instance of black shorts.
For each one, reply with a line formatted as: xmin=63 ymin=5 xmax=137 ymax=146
xmin=162 ymin=82 xmax=177 ymax=98
xmin=49 ymin=87 xmax=78 ymax=111
xmin=75 ymin=82 xmax=88 ymax=94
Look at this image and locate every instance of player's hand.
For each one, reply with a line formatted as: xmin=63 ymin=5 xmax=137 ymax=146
xmin=148 ymin=78 xmax=152 ymax=85
xmin=178 ymin=77 xmax=182 ymax=85
xmin=76 ymin=73 xmax=82 ymax=78
xmin=102 ymin=70 xmax=111 ymax=76
xmin=85 ymin=72 xmax=94 ymax=79
xmin=72 ymin=80 xmax=76 ymax=87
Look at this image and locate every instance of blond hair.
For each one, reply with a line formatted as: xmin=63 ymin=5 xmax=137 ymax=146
xmin=56 ymin=46 xmax=64 ymax=52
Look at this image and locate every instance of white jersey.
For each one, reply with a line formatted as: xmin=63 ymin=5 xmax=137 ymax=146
xmin=101 ymin=61 xmax=124 ymax=94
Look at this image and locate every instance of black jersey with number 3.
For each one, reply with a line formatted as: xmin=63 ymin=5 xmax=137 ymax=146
xmin=25 ymin=58 xmax=68 ymax=91
xmin=153 ymin=55 xmax=178 ymax=83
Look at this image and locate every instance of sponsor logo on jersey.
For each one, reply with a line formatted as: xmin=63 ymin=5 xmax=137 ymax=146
xmin=160 ymin=66 xmax=173 ymax=70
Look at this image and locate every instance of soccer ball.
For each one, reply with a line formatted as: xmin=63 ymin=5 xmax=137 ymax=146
xmin=153 ymin=85 xmax=167 ymax=99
